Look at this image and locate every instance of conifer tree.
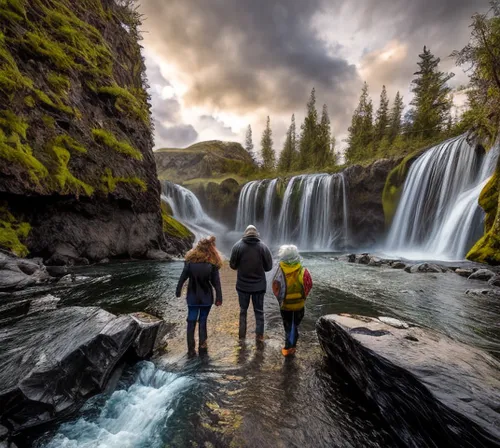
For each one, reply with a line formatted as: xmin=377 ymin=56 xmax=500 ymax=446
xmin=410 ymin=46 xmax=454 ymax=139
xmin=278 ymin=115 xmax=298 ymax=172
xmin=388 ymin=91 xmax=404 ymax=141
xmin=316 ymin=104 xmax=332 ymax=167
xmin=374 ymin=85 xmax=389 ymax=144
xmin=260 ymin=116 xmax=275 ymax=171
xmin=345 ymin=82 xmax=373 ymax=163
xmin=299 ymin=88 xmax=318 ymax=168
xmin=244 ymin=125 xmax=255 ymax=161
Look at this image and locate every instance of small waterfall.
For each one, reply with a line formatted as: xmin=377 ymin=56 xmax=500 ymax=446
xmin=235 ymin=173 xmax=348 ymax=250
xmin=161 ymin=181 xmax=226 ymax=240
xmin=43 ymin=362 xmax=192 ymax=448
xmin=386 ymin=135 xmax=498 ymax=260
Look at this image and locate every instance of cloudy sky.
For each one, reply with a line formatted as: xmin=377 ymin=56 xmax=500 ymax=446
xmin=138 ymin=0 xmax=490 ymax=154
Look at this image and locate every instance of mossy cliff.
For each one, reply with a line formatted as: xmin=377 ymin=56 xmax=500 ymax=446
xmin=467 ymin=157 xmax=500 ymax=264
xmin=0 ymin=0 xmax=190 ymax=261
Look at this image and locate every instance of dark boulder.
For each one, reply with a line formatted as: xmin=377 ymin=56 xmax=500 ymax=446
xmin=0 ymin=307 xmax=165 ymax=437
xmin=0 ymin=253 xmax=50 ymax=292
xmin=391 ymin=261 xmax=406 ymax=269
xmin=44 ymin=265 xmax=68 ymax=278
xmin=405 ymin=263 xmax=445 ymax=274
xmin=469 ymin=269 xmax=497 ymax=281
xmin=317 ymin=314 xmax=500 ymax=447
xmin=488 ymin=275 xmax=500 ymax=287
xmin=357 ymin=253 xmax=371 ymax=265
xmin=466 ymin=288 xmax=500 ymax=299
xmin=346 ymin=254 xmax=356 ymax=263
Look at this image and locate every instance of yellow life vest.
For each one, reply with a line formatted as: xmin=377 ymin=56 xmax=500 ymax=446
xmin=280 ymin=261 xmax=305 ymax=311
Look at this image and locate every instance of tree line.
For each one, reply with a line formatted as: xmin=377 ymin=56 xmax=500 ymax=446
xmin=244 ymin=1 xmax=500 ymax=172
xmin=245 ymin=88 xmax=337 ymax=174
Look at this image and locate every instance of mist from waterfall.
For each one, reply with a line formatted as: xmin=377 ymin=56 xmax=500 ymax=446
xmin=161 ymin=181 xmax=226 ymax=241
xmin=235 ymin=173 xmax=348 ymax=250
xmin=386 ymin=135 xmax=499 ymax=260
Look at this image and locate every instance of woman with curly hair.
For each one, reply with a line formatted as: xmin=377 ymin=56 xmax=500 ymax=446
xmin=176 ymin=236 xmax=223 ymax=355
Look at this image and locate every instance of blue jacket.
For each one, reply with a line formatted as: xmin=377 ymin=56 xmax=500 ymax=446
xmin=176 ymin=262 xmax=222 ymax=306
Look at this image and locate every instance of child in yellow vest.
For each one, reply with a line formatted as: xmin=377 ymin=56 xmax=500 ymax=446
xmin=272 ymin=245 xmax=313 ymax=356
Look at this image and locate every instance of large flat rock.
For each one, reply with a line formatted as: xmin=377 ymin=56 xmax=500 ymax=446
xmin=317 ymin=314 xmax=500 ymax=447
xmin=0 ymin=306 xmax=165 ymax=438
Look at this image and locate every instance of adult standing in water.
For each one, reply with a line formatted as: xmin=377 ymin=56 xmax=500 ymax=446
xmin=230 ymin=225 xmax=273 ymax=342
xmin=176 ymin=236 xmax=223 ymax=356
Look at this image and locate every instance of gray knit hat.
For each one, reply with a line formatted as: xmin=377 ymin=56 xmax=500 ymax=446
xmin=243 ymin=224 xmax=260 ymax=238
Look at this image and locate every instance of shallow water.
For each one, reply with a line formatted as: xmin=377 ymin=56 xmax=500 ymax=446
xmin=29 ymin=254 xmax=500 ymax=447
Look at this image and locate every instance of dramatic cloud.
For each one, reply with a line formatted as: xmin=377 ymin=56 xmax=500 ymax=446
xmin=154 ymin=122 xmax=199 ymax=148
xmin=139 ymin=0 xmax=490 ymax=150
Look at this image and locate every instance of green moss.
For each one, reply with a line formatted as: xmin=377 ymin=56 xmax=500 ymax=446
xmin=0 ymin=32 xmax=33 ymax=94
xmin=23 ymin=31 xmax=75 ymax=71
xmin=42 ymin=114 xmax=56 ymax=129
xmin=0 ymin=111 xmax=47 ymax=182
xmin=0 ymin=0 xmax=27 ymax=25
xmin=100 ymin=168 xmax=147 ymax=193
xmin=53 ymin=134 xmax=86 ymax=154
xmin=382 ymin=147 xmax=427 ymax=227
xmin=0 ymin=202 xmax=30 ymax=257
xmin=92 ymin=128 xmax=143 ymax=160
xmin=49 ymin=143 xmax=94 ymax=196
xmin=478 ymin=172 xmax=498 ymax=232
xmin=97 ymin=85 xmax=149 ymax=124
xmin=24 ymin=95 xmax=35 ymax=107
xmin=47 ymin=72 xmax=70 ymax=94
xmin=161 ymin=206 xmax=192 ymax=239
xmin=34 ymin=89 xmax=76 ymax=115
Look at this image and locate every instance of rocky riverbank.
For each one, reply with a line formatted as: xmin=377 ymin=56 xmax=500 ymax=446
xmin=317 ymin=314 xmax=500 ymax=447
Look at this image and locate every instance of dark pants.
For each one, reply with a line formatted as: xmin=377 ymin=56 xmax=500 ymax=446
xmin=281 ymin=308 xmax=305 ymax=349
xmin=186 ymin=305 xmax=211 ymax=351
xmin=237 ymin=291 xmax=265 ymax=338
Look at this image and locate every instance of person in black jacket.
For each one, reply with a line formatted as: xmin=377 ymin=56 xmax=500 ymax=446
xmin=176 ymin=236 xmax=223 ymax=355
xmin=229 ymin=225 xmax=273 ymax=341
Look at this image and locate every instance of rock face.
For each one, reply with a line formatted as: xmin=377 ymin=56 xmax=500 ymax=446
xmin=0 ymin=1 xmax=189 ymax=263
xmin=0 ymin=252 xmax=51 ymax=291
xmin=344 ymin=158 xmax=401 ymax=248
xmin=154 ymin=141 xmax=257 ymax=184
xmin=468 ymin=268 xmax=496 ymax=281
xmin=0 ymin=307 xmax=165 ymax=438
xmin=317 ymin=314 xmax=500 ymax=447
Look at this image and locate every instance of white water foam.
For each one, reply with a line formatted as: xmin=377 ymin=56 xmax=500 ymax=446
xmin=43 ymin=361 xmax=192 ymax=448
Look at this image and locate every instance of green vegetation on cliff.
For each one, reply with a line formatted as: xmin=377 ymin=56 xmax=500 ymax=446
xmin=160 ymin=202 xmax=192 ymax=240
xmin=0 ymin=203 xmax=30 ymax=257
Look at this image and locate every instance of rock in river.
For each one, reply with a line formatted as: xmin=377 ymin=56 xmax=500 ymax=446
xmin=0 ymin=306 xmax=165 ymax=438
xmin=469 ymin=269 xmax=496 ymax=281
xmin=316 ymin=314 xmax=500 ymax=447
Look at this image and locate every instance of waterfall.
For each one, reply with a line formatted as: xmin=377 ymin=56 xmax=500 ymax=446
xmin=235 ymin=173 xmax=348 ymax=250
xmin=386 ymin=135 xmax=498 ymax=260
xmin=161 ymin=181 xmax=226 ymax=240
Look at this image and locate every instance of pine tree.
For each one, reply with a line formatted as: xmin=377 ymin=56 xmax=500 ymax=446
xmin=278 ymin=115 xmax=298 ymax=172
xmin=316 ymin=104 xmax=332 ymax=167
xmin=410 ymin=46 xmax=454 ymax=139
xmin=374 ymin=85 xmax=389 ymax=144
xmin=244 ymin=125 xmax=255 ymax=161
xmin=260 ymin=116 xmax=275 ymax=171
xmin=345 ymin=82 xmax=373 ymax=163
xmin=299 ymin=88 xmax=318 ymax=168
xmin=388 ymin=91 xmax=404 ymax=141
xmin=331 ymin=133 xmax=337 ymax=164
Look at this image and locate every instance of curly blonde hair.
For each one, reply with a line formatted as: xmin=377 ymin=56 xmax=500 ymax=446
xmin=185 ymin=236 xmax=223 ymax=268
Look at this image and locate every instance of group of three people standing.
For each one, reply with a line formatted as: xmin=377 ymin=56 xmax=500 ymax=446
xmin=176 ymin=225 xmax=312 ymax=357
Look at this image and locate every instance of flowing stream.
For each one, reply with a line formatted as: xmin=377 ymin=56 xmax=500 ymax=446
xmin=29 ymin=255 xmax=500 ymax=447
xmin=386 ymin=135 xmax=499 ymax=260
xmin=235 ymin=174 xmax=348 ymax=250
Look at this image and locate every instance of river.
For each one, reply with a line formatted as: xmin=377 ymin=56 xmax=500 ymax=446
xmin=25 ymin=253 xmax=500 ymax=447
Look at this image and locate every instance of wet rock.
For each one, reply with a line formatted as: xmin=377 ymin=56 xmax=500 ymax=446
xmin=465 ymin=288 xmax=500 ymax=299
xmin=146 ymin=249 xmax=172 ymax=261
xmin=357 ymin=253 xmax=371 ymax=265
xmin=98 ymin=258 xmax=110 ymax=264
xmin=317 ymin=314 xmax=500 ymax=446
xmin=468 ymin=269 xmax=496 ymax=281
xmin=367 ymin=256 xmax=383 ymax=267
xmin=378 ymin=316 xmax=410 ymax=329
xmin=406 ymin=263 xmax=445 ymax=274
xmin=27 ymin=294 xmax=60 ymax=315
xmin=0 ymin=254 xmax=50 ymax=292
xmin=45 ymin=265 xmax=68 ymax=278
xmin=455 ymin=268 xmax=474 ymax=278
xmin=391 ymin=261 xmax=406 ymax=269
xmin=0 ymin=307 xmax=165 ymax=437
xmin=488 ymin=275 xmax=500 ymax=287
xmin=347 ymin=254 xmax=356 ymax=263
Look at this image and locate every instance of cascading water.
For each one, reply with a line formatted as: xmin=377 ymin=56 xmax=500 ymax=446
xmin=386 ymin=135 xmax=498 ymax=260
xmin=235 ymin=173 xmax=348 ymax=250
xmin=161 ymin=181 xmax=226 ymax=240
xmin=42 ymin=362 xmax=192 ymax=448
